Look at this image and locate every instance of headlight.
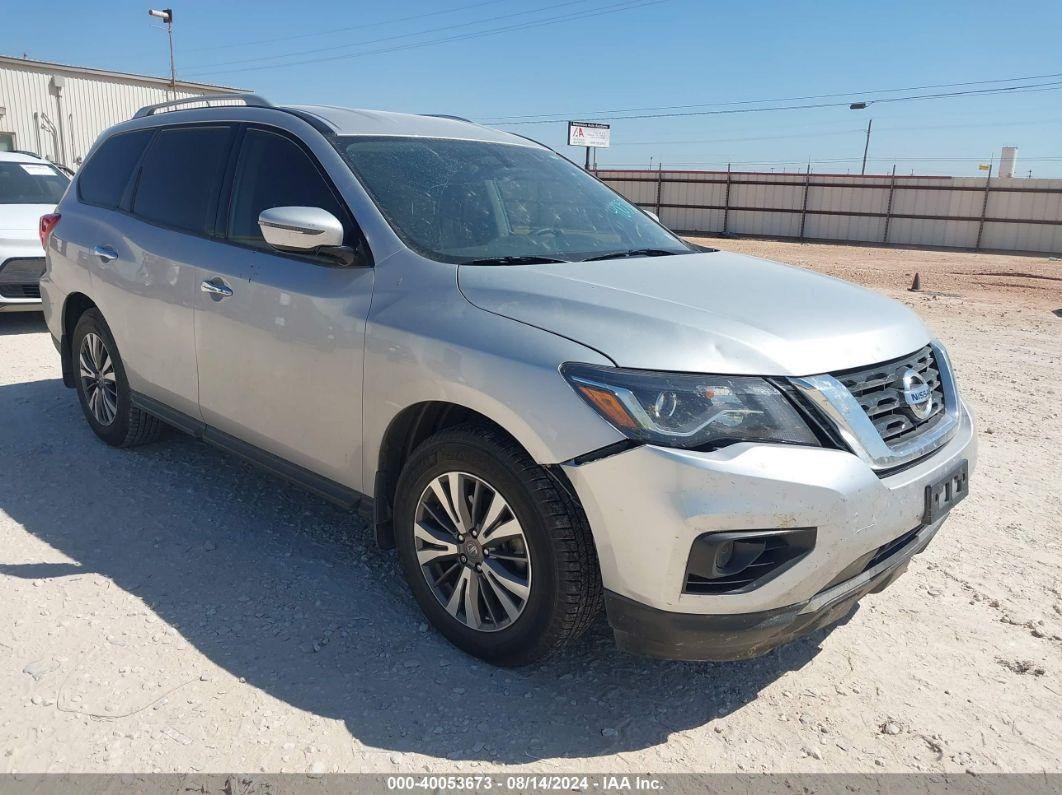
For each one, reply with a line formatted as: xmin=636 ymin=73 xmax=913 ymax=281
xmin=561 ymin=363 xmax=820 ymax=450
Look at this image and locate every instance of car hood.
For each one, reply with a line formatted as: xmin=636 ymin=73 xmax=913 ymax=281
xmin=0 ymin=204 xmax=52 ymax=245
xmin=457 ymin=250 xmax=930 ymax=376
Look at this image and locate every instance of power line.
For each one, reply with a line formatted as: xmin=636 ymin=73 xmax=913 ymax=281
xmin=180 ymin=0 xmax=666 ymax=78
xmin=183 ymin=0 xmax=511 ymax=53
xmin=487 ymin=80 xmax=1062 ymax=125
xmin=859 ymin=116 xmax=1062 ymax=135
xmin=598 ymin=155 xmax=1062 ymax=167
xmin=185 ymin=0 xmax=599 ymax=71
xmin=874 ymin=155 xmax=1062 ymax=161
xmin=481 ymin=70 xmax=1062 ymax=123
xmin=609 ymin=129 xmax=864 ymax=147
xmin=602 ymin=116 xmax=1062 ymax=148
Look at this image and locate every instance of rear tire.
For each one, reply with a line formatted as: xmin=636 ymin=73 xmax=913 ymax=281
xmin=71 ymin=308 xmax=163 ymax=448
xmin=394 ymin=423 xmax=602 ymax=666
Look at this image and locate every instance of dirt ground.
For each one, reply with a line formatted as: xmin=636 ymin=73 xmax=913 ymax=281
xmin=1 ymin=238 xmax=1060 ymax=775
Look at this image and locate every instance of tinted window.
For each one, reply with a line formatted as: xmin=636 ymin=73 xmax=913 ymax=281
xmin=133 ymin=126 xmax=232 ymax=234
xmin=0 ymin=162 xmax=70 ymax=204
xmin=228 ymin=129 xmax=347 ymax=248
xmin=338 ymin=137 xmax=688 ymax=264
xmin=77 ymin=130 xmax=153 ymax=208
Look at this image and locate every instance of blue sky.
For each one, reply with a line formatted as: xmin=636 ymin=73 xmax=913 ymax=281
xmin=4 ymin=0 xmax=1061 ymax=176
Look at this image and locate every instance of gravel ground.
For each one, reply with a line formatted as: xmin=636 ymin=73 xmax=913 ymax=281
xmin=1 ymin=239 xmax=1060 ymax=774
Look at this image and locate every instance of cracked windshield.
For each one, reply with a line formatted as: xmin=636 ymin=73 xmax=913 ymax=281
xmin=338 ymin=136 xmax=691 ymax=264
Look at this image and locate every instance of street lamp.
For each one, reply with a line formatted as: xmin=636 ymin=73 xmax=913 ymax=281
xmin=148 ymin=8 xmax=176 ymax=100
xmin=850 ymin=102 xmax=872 ymax=175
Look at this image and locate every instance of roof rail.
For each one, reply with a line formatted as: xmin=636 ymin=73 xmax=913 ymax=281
xmin=420 ymin=113 xmax=476 ymax=124
xmin=133 ymin=93 xmax=273 ymax=119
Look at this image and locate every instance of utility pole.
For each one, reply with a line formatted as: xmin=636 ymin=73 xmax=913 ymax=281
xmin=861 ymin=118 xmax=873 ymax=175
xmin=149 ymin=9 xmax=176 ymax=99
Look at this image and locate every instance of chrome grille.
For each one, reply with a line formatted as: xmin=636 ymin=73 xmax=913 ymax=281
xmin=833 ymin=345 xmax=946 ymax=446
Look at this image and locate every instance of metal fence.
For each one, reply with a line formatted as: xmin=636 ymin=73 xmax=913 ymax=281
xmin=596 ymin=167 xmax=1062 ymax=254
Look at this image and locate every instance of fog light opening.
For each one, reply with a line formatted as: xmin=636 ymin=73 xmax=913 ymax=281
xmin=684 ymin=527 xmax=817 ymax=595
xmin=715 ymin=541 xmax=734 ymax=570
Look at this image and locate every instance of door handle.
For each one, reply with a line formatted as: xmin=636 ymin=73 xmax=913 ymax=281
xmin=200 ymin=278 xmax=234 ymax=299
xmin=93 ymin=245 xmax=118 ymax=263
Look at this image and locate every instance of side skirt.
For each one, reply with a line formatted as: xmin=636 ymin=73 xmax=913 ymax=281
xmin=130 ymin=391 xmax=369 ymax=512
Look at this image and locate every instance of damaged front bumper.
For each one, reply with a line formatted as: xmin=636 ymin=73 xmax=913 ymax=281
xmin=562 ymin=400 xmax=977 ymax=661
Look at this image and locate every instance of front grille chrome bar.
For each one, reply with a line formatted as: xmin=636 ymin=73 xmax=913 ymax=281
xmin=790 ymin=341 xmax=960 ymax=472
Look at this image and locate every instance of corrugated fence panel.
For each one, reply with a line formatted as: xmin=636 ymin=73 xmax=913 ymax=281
xmin=730 ymin=173 xmax=804 ymax=237
xmin=661 ymin=172 xmax=726 ymax=232
xmin=598 ymin=169 xmax=1062 ymax=254
xmin=805 ymin=174 xmax=890 ymax=243
xmin=980 ymin=178 xmax=1062 ymax=251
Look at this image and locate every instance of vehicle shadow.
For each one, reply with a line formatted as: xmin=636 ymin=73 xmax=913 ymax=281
xmin=0 ymin=377 xmax=842 ymax=763
xmin=0 ymin=313 xmax=47 ymax=336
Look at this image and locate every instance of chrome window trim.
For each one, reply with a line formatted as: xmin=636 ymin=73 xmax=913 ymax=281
xmin=791 ymin=341 xmax=960 ymax=472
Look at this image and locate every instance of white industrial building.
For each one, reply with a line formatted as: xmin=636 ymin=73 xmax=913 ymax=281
xmin=0 ymin=55 xmax=244 ymax=168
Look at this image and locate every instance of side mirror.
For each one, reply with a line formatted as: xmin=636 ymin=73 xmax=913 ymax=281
xmin=258 ymin=206 xmax=355 ymax=265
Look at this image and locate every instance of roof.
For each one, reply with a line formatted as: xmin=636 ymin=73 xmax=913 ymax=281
xmin=0 ymin=54 xmax=248 ymax=93
xmin=285 ymin=105 xmax=538 ymax=147
xmin=122 ymin=95 xmax=540 ymax=148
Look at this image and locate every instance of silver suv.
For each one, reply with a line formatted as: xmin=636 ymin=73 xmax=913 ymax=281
xmin=40 ymin=95 xmax=976 ymax=665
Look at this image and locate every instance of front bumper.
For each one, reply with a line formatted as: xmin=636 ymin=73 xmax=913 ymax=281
xmin=0 ymin=256 xmax=45 ymax=312
xmin=605 ymin=518 xmax=941 ymax=660
xmin=563 ymin=400 xmax=976 ymax=659
xmin=0 ymin=300 xmax=43 ymax=313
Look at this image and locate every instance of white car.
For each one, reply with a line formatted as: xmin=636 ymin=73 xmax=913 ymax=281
xmin=0 ymin=150 xmax=70 ymax=312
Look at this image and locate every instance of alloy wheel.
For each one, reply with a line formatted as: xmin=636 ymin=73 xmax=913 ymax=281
xmin=78 ymin=332 xmax=118 ymax=426
xmin=413 ymin=472 xmax=532 ymax=632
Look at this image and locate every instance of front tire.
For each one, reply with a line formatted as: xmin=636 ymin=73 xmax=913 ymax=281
xmin=394 ymin=424 xmax=602 ymax=666
xmin=71 ymin=308 xmax=163 ymax=447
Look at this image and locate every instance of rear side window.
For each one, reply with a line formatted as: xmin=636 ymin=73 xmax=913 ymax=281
xmin=133 ymin=126 xmax=232 ymax=235
xmin=0 ymin=162 xmax=70 ymax=204
xmin=77 ymin=130 xmax=153 ymax=208
xmin=228 ymin=128 xmax=348 ymax=249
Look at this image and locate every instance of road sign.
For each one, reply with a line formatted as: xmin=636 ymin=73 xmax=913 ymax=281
xmin=568 ymin=121 xmax=611 ymax=149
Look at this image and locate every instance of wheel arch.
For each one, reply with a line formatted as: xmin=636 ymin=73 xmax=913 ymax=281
xmin=372 ymin=400 xmax=553 ymax=550
xmin=60 ymin=292 xmax=98 ymax=388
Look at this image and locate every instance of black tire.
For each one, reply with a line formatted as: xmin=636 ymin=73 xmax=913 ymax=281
xmin=71 ymin=308 xmax=164 ymax=448
xmin=394 ymin=423 xmax=602 ymax=666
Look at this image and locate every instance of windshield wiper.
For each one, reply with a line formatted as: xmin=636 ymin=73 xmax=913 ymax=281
xmin=581 ymin=248 xmax=683 ymax=262
xmin=462 ymin=255 xmax=569 ymax=266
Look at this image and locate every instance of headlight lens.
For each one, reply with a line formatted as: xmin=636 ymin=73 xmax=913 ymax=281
xmin=561 ymin=363 xmax=820 ymax=449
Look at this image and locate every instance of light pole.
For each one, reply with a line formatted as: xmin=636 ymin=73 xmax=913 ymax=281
xmin=850 ymin=102 xmax=872 ymax=175
xmin=148 ymin=8 xmax=176 ymax=99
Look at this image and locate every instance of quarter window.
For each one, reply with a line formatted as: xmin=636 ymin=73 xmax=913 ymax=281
xmin=228 ymin=128 xmax=348 ymax=249
xmin=132 ymin=126 xmax=232 ymax=234
xmin=77 ymin=130 xmax=153 ymax=209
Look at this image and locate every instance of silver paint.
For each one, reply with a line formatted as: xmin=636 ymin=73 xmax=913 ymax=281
xmin=42 ymin=101 xmax=978 ymax=628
